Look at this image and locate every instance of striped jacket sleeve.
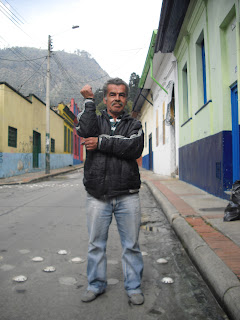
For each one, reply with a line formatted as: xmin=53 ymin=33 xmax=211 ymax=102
xmin=98 ymin=120 xmax=144 ymax=160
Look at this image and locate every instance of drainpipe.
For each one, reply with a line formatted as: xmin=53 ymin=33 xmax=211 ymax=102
xmin=150 ymin=58 xmax=168 ymax=94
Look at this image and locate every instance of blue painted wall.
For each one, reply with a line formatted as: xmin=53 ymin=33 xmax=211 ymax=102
xmin=73 ymin=158 xmax=82 ymax=165
xmin=179 ymin=130 xmax=234 ymax=199
xmin=142 ymin=152 xmax=154 ymax=171
xmin=142 ymin=154 xmax=150 ymax=170
xmin=0 ymin=153 xmax=73 ymax=178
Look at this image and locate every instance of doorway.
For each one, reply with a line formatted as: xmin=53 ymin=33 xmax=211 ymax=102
xmin=33 ymin=131 xmax=41 ymax=168
xmin=231 ymin=83 xmax=239 ymax=182
xmin=149 ymin=133 xmax=153 ymax=171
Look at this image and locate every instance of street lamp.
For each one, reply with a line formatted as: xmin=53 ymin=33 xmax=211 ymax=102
xmin=45 ymin=26 xmax=79 ymax=174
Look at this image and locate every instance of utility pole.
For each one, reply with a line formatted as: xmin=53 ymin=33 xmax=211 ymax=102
xmin=45 ymin=35 xmax=51 ymax=174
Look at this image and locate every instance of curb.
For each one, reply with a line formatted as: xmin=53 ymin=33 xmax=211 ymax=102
xmin=143 ymin=179 xmax=240 ymax=320
xmin=0 ymin=165 xmax=84 ymax=186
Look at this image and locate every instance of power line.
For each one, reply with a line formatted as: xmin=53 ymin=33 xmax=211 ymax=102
xmin=0 ymin=55 xmax=47 ymax=62
xmin=0 ymin=1 xmax=23 ymax=25
xmin=17 ymin=57 xmax=46 ymax=92
xmin=1 ymin=0 xmax=27 ymax=23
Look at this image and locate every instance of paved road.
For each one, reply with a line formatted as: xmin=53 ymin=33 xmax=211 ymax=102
xmin=0 ymin=170 xmax=228 ymax=320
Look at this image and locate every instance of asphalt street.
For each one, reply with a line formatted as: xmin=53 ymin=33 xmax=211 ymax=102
xmin=0 ymin=169 xmax=229 ymax=320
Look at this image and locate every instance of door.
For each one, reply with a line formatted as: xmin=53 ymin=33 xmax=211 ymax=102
xmin=33 ymin=131 xmax=41 ymax=168
xmin=149 ymin=133 xmax=153 ymax=171
xmin=231 ymin=83 xmax=240 ymax=182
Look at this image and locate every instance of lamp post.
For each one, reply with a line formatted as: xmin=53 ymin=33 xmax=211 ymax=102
xmin=45 ymin=26 xmax=79 ymax=174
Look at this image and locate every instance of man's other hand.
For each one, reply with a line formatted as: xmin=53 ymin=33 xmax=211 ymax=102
xmin=82 ymin=137 xmax=98 ymax=151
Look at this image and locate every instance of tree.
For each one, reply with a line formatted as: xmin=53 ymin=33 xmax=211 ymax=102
xmin=94 ymin=88 xmax=104 ymax=106
xmin=128 ymin=72 xmax=140 ymax=102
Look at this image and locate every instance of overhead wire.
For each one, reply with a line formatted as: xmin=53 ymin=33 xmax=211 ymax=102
xmin=17 ymin=56 xmax=46 ymax=92
xmin=1 ymin=0 xmax=26 ymax=24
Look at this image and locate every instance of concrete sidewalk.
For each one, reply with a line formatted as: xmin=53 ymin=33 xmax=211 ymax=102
xmin=141 ymin=168 xmax=240 ymax=320
xmin=0 ymin=165 xmax=240 ymax=319
xmin=0 ymin=164 xmax=84 ymax=186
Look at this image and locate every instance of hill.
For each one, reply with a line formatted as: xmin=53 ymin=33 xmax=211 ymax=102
xmin=0 ymin=47 xmax=110 ymax=106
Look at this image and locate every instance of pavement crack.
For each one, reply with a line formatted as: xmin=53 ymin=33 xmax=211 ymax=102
xmin=0 ymin=193 xmax=50 ymax=217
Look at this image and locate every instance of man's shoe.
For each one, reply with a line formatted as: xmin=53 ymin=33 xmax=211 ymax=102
xmin=81 ymin=290 xmax=102 ymax=302
xmin=128 ymin=293 xmax=144 ymax=305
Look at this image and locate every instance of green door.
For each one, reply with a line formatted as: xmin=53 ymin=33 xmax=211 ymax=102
xmin=33 ymin=131 xmax=41 ymax=168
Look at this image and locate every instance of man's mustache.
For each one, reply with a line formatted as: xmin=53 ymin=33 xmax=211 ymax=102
xmin=112 ymin=101 xmax=123 ymax=107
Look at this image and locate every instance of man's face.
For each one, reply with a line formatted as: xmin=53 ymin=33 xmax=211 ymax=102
xmin=103 ymin=84 xmax=127 ymax=118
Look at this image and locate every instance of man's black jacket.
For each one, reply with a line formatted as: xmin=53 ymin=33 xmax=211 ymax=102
xmin=76 ymin=100 xmax=144 ymax=199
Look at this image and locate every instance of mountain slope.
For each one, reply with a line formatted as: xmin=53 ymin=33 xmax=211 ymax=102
xmin=0 ymin=47 xmax=109 ymax=106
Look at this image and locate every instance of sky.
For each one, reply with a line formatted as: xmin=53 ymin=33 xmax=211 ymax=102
xmin=0 ymin=0 xmax=163 ymax=84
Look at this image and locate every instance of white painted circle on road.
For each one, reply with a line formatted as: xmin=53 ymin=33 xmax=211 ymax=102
xmin=43 ymin=266 xmax=56 ymax=272
xmin=157 ymin=258 xmax=168 ymax=264
xmin=32 ymin=257 xmax=44 ymax=262
xmin=1 ymin=264 xmax=15 ymax=271
xmin=58 ymin=250 xmax=68 ymax=255
xmin=107 ymin=260 xmax=119 ymax=265
xmin=161 ymin=277 xmax=174 ymax=284
xmin=71 ymin=257 xmax=85 ymax=263
xmin=13 ymin=275 xmax=27 ymax=282
xmin=108 ymin=278 xmax=119 ymax=285
xmin=59 ymin=277 xmax=77 ymax=286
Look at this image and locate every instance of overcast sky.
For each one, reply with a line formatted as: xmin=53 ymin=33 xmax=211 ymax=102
xmin=0 ymin=0 xmax=163 ymax=83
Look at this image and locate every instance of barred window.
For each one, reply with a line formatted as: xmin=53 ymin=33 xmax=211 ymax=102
xmin=64 ymin=126 xmax=67 ymax=152
xmin=8 ymin=126 xmax=17 ymax=148
xmin=51 ymin=138 xmax=55 ymax=153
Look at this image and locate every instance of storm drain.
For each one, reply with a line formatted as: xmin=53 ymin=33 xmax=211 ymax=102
xmin=141 ymin=224 xmax=162 ymax=232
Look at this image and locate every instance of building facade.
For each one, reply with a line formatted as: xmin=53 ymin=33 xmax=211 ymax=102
xmin=175 ymin=0 xmax=240 ymax=198
xmin=69 ymin=98 xmax=83 ymax=165
xmin=0 ymin=82 xmax=72 ymax=178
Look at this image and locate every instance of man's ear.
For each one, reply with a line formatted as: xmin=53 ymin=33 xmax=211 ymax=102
xmin=103 ymin=97 xmax=107 ymax=104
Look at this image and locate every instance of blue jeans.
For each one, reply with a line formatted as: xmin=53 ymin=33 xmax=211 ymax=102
xmin=86 ymin=193 xmax=143 ymax=295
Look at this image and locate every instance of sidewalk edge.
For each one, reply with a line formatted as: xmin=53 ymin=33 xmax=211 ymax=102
xmin=143 ymin=179 xmax=240 ymax=320
xmin=0 ymin=165 xmax=83 ymax=186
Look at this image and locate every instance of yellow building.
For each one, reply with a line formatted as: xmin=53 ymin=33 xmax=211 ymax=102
xmin=0 ymin=82 xmax=72 ymax=178
xmin=56 ymin=103 xmax=75 ymax=155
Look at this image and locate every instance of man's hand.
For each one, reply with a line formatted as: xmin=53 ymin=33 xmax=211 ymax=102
xmin=80 ymin=85 xmax=94 ymax=99
xmin=82 ymin=137 xmax=98 ymax=151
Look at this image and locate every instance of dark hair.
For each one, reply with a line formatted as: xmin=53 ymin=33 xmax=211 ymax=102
xmin=103 ymin=78 xmax=129 ymax=98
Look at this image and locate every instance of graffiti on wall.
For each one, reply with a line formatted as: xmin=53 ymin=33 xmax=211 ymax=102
xmin=17 ymin=139 xmax=33 ymax=172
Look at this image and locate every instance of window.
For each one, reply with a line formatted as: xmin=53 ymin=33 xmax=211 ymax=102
xmin=71 ymin=131 xmax=73 ymax=154
xmin=162 ymin=102 xmax=165 ymax=145
xmin=75 ymin=135 xmax=79 ymax=156
xmin=68 ymin=128 xmax=70 ymax=153
xmin=145 ymin=122 xmax=147 ymax=147
xmin=8 ymin=126 xmax=17 ymax=148
xmin=196 ymin=32 xmax=207 ymax=106
xmin=64 ymin=126 xmax=67 ymax=152
xmin=51 ymin=138 xmax=55 ymax=153
xmin=201 ymin=40 xmax=207 ymax=104
xmin=156 ymin=110 xmax=159 ymax=146
xmin=182 ymin=63 xmax=189 ymax=121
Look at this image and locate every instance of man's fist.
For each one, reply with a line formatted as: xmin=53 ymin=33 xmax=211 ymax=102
xmin=80 ymin=85 xmax=94 ymax=99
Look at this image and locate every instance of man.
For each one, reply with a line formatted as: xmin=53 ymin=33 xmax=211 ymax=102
xmin=76 ymin=78 xmax=144 ymax=305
